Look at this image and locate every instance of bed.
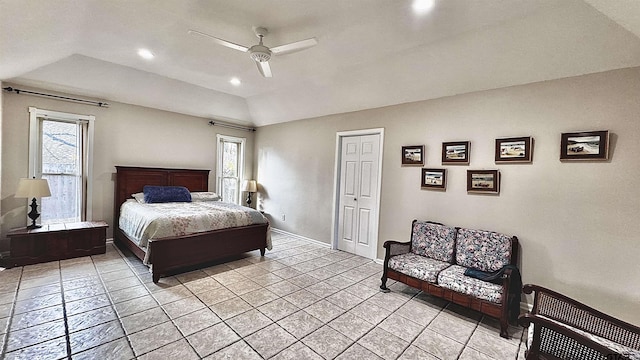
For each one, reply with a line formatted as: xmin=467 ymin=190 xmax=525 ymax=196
xmin=114 ymin=166 xmax=269 ymax=283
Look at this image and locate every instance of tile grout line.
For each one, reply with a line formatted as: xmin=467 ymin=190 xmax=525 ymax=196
xmin=181 ymin=245 xmax=369 ymax=359
xmin=111 ymin=242 xmax=199 ymax=359
xmin=58 ymin=262 xmax=73 ymax=359
xmin=0 ymin=267 xmax=22 ymax=357
xmin=74 ymin=243 xmax=138 ymax=358
xmin=453 ymin=311 xmax=481 ymax=360
xmin=212 ymin=259 xmax=324 ymax=359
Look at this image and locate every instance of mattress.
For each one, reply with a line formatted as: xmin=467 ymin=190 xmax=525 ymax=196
xmin=119 ymin=199 xmax=271 ymax=257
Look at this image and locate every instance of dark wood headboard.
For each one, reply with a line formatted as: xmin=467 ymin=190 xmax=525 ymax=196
xmin=114 ymin=166 xmax=210 ymax=224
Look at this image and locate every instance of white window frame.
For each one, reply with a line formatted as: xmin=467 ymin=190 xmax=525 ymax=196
xmin=28 ymin=107 xmax=95 ymax=221
xmin=216 ymin=134 xmax=246 ymax=205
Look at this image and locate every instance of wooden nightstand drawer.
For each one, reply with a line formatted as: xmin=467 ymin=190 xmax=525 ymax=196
xmin=8 ymin=221 xmax=108 ymax=267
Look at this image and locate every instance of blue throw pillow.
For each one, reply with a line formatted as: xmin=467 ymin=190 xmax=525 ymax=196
xmin=143 ymin=185 xmax=192 ymax=203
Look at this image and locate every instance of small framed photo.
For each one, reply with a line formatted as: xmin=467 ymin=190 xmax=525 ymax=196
xmin=467 ymin=170 xmax=500 ymax=194
xmin=442 ymin=141 xmax=470 ymax=165
xmin=402 ymin=145 xmax=425 ymax=166
xmin=560 ymin=130 xmax=609 ymax=161
xmin=495 ymin=136 xmax=533 ymax=163
xmin=421 ymin=168 xmax=446 ymax=190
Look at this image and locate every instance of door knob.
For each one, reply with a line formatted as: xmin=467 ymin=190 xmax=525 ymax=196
xmin=354 ymin=198 xmax=357 ymax=201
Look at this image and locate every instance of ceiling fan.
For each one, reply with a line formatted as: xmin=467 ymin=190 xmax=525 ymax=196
xmin=188 ymin=27 xmax=318 ymax=78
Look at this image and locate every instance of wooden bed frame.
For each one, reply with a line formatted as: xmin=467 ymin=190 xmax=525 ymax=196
xmin=114 ymin=166 xmax=268 ymax=283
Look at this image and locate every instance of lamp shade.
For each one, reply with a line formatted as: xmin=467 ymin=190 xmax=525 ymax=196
xmin=15 ymin=178 xmax=51 ymax=198
xmin=241 ymin=180 xmax=257 ymax=193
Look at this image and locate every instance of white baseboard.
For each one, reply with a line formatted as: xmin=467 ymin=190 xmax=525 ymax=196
xmin=271 ymin=228 xmax=332 ymax=248
xmin=374 ymin=258 xmax=384 ymax=265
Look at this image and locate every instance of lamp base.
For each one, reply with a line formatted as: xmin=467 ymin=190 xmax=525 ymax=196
xmin=27 ymin=197 xmax=42 ymax=229
xmin=246 ymin=192 xmax=253 ymax=206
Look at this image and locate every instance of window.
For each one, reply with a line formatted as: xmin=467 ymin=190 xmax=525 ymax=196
xmin=28 ymin=107 xmax=94 ymax=224
xmin=216 ymin=134 xmax=245 ymax=204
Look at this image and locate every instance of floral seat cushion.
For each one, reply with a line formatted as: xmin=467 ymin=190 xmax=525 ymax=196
xmin=388 ymin=253 xmax=452 ymax=283
xmin=410 ymin=221 xmax=457 ymax=263
xmin=437 ymin=265 xmax=503 ymax=304
xmin=456 ymin=228 xmax=512 ymax=272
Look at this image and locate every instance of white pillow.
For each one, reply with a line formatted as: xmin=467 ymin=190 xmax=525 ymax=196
xmin=132 ymin=192 xmax=146 ymax=203
xmin=190 ymin=192 xmax=221 ymax=202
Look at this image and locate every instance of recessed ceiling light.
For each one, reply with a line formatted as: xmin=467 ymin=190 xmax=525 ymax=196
xmin=137 ymin=49 xmax=154 ymax=60
xmin=230 ymin=77 xmax=241 ymax=86
xmin=412 ymin=0 xmax=435 ymax=14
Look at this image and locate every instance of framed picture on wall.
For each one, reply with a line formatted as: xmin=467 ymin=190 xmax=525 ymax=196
xmin=442 ymin=141 xmax=470 ymax=165
xmin=467 ymin=170 xmax=500 ymax=194
xmin=495 ymin=136 xmax=534 ymax=163
xmin=560 ymin=130 xmax=609 ymax=161
xmin=421 ymin=168 xmax=446 ymax=190
xmin=402 ymin=145 xmax=425 ymax=165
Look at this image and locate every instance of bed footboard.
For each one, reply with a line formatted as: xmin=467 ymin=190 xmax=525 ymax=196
xmin=149 ymin=224 xmax=268 ymax=282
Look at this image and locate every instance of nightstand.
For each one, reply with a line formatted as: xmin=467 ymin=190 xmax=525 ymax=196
xmin=7 ymin=221 xmax=108 ymax=267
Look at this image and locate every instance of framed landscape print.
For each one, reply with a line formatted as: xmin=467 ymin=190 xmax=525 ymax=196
xmin=560 ymin=130 xmax=609 ymax=161
xmin=495 ymin=136 xmax=533 ymax=163
xmin=421 ymin=168 xmax=446 ymax=190
xmin=467 ymin=170 xmax=500 ymax=194
xmin=402 ymin=145 xmax=425 ymax=165
xmin=442 ymin=141 xmax=470 ymax=165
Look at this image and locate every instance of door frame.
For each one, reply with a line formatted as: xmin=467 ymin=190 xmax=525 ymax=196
xmin=331 ymin=128 xmax=385 ymax=260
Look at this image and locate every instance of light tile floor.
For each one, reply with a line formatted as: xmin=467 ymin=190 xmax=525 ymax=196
xmin=0 ymin=232 xmax=529 ymax=359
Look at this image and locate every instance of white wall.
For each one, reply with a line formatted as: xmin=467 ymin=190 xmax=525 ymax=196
xmin=254 ymin=67 xmax=640 ymax=325
xmin=0 ymin=84 xmax=255 ymax=247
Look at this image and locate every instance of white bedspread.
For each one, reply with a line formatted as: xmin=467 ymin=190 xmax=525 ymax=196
xmin=119 ymin=200 xmax=271 ymax=262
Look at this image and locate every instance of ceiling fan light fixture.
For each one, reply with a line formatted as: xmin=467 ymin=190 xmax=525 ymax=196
xmin=249 ymin=45 xmax=271 ymax=62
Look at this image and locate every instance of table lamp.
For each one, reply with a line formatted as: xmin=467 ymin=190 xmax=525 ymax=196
xmin=241 ymin=180 xmax=257 ymax=206
xmin=15 ymin=177 xmax=51 ymax=229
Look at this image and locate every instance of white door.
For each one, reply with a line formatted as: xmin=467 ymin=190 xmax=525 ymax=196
xmin=337 ymin=134 xmax=381 ymax=258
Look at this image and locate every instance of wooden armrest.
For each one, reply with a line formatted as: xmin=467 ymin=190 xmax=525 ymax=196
xmin=518 ymin=313 xmax=627 ymax=358
xmin=383 ymin=240 xmax=411 ymax=257
xmin=523 ymin=284 xmax=640 ymax=350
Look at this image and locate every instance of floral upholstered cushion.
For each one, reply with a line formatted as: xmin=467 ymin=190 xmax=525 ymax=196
xmin=455 ymin=228 xmax=512 ymax=272
xmin=388 ymin=253 xmax=452 ymax=283
xmin=437 ymin=265 xmax=503 ymax=304
xmin=410 ymin=221 xmax=457 ymax=263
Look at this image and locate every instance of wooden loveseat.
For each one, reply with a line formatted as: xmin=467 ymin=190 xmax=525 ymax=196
xmin=518 ymin=284 xmax=640 ymax=360
xmin=380 ymin=220 xmax=519 ymax=338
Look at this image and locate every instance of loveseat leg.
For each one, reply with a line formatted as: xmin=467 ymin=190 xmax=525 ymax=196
xmin=380 ymin=274 xmax=390 ymax=293
xmin=500 ymin=320 xmax=509 ymax=339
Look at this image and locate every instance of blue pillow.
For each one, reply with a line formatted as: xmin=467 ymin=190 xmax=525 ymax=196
xmin=143 ymin=185 xmax=192 ymax=203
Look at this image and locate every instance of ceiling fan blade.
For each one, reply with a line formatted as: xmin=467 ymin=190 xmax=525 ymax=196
xmin=256 ymin=61 xmax=272 ymax=78
xmin=188 ymin=30 xmax=249 ymax=52
xmin=270 ymin=38 xmax=318 ymax=55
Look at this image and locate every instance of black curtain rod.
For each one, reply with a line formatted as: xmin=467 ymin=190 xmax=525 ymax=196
xmin=208 ymin=120 xmax=255 ymax=132
xmin=2 ymin=86 xmax=109 ymax=108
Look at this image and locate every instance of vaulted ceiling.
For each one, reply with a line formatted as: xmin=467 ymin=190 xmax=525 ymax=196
xmin=2 ymin=0 xmax=640 ymax=127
